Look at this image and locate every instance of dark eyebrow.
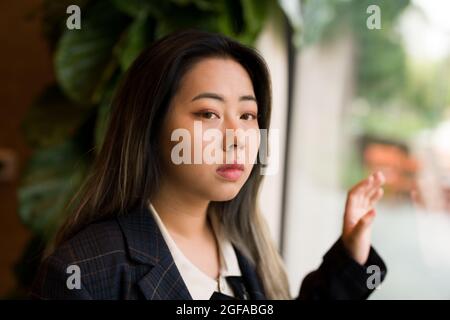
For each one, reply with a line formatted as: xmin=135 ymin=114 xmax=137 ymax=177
xmin=191 ymin=92 xmax=224 ymax=102
xmin=239 ymin=95 xmax=257 ymax=103
xmin=191 ymin=92 xmax=257 ymax=103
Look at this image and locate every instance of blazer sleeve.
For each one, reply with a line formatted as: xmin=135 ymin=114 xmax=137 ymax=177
xmin=30 ymin=255 xmax=92 ymax=300
xmin=297 ymin=237 xmax=387 ymax=300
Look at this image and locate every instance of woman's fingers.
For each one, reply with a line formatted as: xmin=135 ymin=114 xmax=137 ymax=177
xmin=350 ymin=171 xmax=384 ymax=196
xmin=344 ymin=172 xmax=385 ymax=228
xmin=365 ymin=172 xmax=386 ymax=196
xmin=366 ymin=184 xmax=384 ymax=203
xmin=343 ymin=209 xmax=375 ymax=241
xmin=369 ymin=187 xmax=384 ymax=206
xmin=342 ymin=172 xmax=384 ymax=265
xmin=348 ymin=172 xmax=384 ymax=203
xmin=375 ymin=171 xmax=386 ymax=183
xmin=361 ymin=174 xmax=375 ymax=193
xmin=349 ymin=174 xmax=372 ymax=195
xmin=345 ymin=191 xmax=382 ymax=230
xmin=342 ymin=209 xmax=376 ymax=265
xmin=349 ymin=209 xmax=376 ymax=238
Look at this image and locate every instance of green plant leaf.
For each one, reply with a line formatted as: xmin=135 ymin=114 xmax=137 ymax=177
xmin=153 ymin=3 xmax=217 ymax=39
xmin=115 ymin=11 xmax=155 ymax=71
xmin=215 ymin=0 xmax=269 ymax=45
xmin=239 ymin=0 xmax=269 ymax=43
xmin=18 ymin=140 xmax=89 ymax=239
xmin=40 ymin=0 xmax=91 ymax=50
xmin=21 ymin=85 xmax=90 ymax=149
xmin=171 ymin=0 xmax=218 ymax=11
xmin=55 ymin=0 xmax=129 ymax=104
xmin=112 ymin=0 xmax=163 ymax=17
xmin=217 ymin=0 xmax=246 ymax=39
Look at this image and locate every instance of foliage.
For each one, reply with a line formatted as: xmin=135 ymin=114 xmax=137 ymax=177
xmin=294 ymin=0 xmax=410 ymax=104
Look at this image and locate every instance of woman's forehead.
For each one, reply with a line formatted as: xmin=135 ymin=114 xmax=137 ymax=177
xmin=176 ymin=57 xmax=255 ymax=102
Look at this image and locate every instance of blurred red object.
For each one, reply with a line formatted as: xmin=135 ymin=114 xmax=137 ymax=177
xmin=363 ymin=142 xmax=419 ymax=198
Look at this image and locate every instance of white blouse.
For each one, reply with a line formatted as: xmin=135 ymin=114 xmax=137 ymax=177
xmin=148 ymin=202 xmax=242 ymax=300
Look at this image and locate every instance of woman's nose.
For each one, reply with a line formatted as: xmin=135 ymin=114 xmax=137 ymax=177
xmin=223 ymin=113 xmax=240 ymax=131
xmin=222 ymin=116 xmax=245 ymax=152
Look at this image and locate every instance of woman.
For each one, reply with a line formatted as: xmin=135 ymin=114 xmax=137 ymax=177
xmin=31 ymin=30 xmax=386 ymax=300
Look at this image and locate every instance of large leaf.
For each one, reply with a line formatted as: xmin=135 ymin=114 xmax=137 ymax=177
xmin=153 ymin=2 xmax=218 ymax=39
xmin=21 ymin=85 xmax=89 ymax=148
xmin=115 ymin=11 xmax=155 ymax=71
xmin=151 ymin=0 xmax=268 ymax=41
xmin=112 ymin=0 xmax=217 ymax=17
xmin=18 ymin=140 xmax=90 ymax=239
xmin=112 ymin=0 xmax=164 ymax=17
xmin=55 ymin=0 xmax=129 ymax=104
xmin=171 ymin=0 xmax=218 ymax=11
xmin=40 ymin=0 xmax=91 ymax=50
xmin=216 ymin=0 xmax=269 ymax=45
xmin=238 ymin=0 xmax=270 ymax=44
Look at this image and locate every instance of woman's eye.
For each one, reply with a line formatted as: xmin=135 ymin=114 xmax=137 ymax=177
xmin=197 ymin=111 xmax=219 ymax=120
xmin=241 ymin=113 xmax=257 ymax=120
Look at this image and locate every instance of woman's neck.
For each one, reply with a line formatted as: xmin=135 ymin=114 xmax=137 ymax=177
xmin=150 ymin=181 xmax=211 ymax=240
xmin=150 ymin=179 xmax=221 ymax=280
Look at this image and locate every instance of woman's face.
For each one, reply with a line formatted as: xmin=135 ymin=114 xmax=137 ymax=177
xmin=159 ymin=57 xmax=260 ymax=202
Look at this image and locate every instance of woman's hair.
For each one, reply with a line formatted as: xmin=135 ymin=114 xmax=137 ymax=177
xmin=52 ymin=29 xmax=291 ymax=299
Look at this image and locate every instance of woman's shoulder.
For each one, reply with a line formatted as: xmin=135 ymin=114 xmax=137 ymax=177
xmin=31 ymin=217 xmax=130 ymax=299
xmin=52 ymin=216 xmax=127 ymax=264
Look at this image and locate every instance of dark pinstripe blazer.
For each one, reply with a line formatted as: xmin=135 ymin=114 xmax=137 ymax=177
xmin=30 ymin=204 xmax=387 ymax=300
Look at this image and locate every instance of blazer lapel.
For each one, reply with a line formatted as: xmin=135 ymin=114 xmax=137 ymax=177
xmin=117 ymin=203 xmax=192 ymax=300
xmin=137 ymin=254 xmax=192 ymax=300
xmin=116 ymin=202 xmax=267 ymax=300
xmin=233 ymin=247 xmax=267 ymax=300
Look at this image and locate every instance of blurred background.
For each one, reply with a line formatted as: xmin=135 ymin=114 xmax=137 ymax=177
xmin=0 ymin=0 xmax=449 ymax=299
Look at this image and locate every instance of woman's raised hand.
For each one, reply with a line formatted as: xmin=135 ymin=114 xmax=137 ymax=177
xmin=341 ymin=171 xmax=386 ymax=265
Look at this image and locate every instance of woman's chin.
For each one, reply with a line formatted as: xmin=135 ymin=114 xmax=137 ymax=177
xmin=207 ymin=185 xmax=241 ymax=201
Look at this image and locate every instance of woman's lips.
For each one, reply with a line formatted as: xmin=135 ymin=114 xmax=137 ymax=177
xmin=216 ymin=164 xmax=244 ymax=181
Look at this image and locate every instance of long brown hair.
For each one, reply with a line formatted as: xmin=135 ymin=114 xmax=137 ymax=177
xmin=52 ymin=29 xmax=291 ymax=299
